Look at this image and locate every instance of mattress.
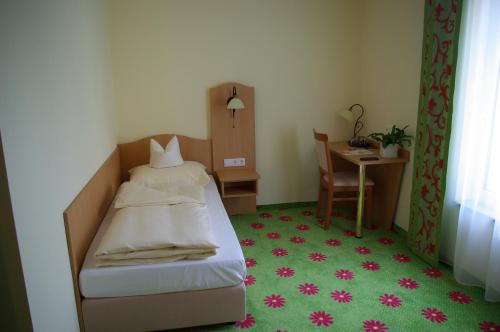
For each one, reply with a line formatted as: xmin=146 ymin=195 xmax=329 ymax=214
xmin=79 ymin=176 xmax=246 ymax=298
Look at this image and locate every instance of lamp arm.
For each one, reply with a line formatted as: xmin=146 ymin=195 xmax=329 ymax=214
xmin=226 ymin=86 xmax=237 ymax=104
xmin=228 ymin=86 xmax=238 ymax=128
xmin=349 ymin=104 xmax=365 ymax=138
xmin=354 ymin=120 xmax=364 ymax=137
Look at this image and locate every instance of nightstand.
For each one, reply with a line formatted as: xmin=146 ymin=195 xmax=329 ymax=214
xmin=216 ymin=169 xmax=260 ymax=215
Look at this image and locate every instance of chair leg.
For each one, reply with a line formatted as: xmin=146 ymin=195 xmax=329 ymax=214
xmin=316 ymin=186 xmax=323 ymax=218
xmin=364 ymin=186 xmax=373 ymax=228
xmin=325 ymin=188 xmax=333 ymax=230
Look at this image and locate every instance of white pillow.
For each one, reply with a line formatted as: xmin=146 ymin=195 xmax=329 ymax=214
xmin=150 ymin=136 xmax=184 ymax=168
xmin=130 ymin=161 xmax=210 ymax=188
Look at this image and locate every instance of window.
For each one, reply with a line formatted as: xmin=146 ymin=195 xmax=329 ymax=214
xmin=453 ymin=0 xmax=500 ymax=218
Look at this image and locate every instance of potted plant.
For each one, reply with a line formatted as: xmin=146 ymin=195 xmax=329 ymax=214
xmin=368 ymin=125 xmax=413 ymax=158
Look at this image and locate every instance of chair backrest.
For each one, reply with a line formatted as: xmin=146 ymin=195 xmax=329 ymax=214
xmin=313 ymin=129 xmax=333 ymax=177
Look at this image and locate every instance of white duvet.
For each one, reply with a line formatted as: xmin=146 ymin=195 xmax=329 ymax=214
xmin=95 ymin=182 xmax=218 ymax=267
xmin=114 ymin=182 xmax=206 ymax=208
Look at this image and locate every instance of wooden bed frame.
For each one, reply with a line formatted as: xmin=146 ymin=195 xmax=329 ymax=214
xmin=63 ymin=134 xmax=246 ymax=331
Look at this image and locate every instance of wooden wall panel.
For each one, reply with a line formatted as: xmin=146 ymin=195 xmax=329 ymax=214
xmin=63 ymin=148 xmax=121 ymax=330
xmin=210 ymin=83 xmax=255 ymax=172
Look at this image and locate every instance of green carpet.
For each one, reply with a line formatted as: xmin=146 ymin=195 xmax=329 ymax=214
xmin=189 ymin=205 xmax=500 ymax=331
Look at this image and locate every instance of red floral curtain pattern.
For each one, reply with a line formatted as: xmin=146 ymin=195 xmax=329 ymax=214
xmin=408 ymin=0 xmax=463 ymax=266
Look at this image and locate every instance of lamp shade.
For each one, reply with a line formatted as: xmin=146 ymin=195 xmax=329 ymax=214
xmin=338 ymin=108 xmax=354 ymax=122
xmin=227 ymin=97 xmax=245 ymax=110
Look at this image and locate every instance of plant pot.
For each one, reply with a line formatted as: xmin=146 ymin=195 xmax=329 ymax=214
xmin=380 ymin=144 xmax=399 ymax=158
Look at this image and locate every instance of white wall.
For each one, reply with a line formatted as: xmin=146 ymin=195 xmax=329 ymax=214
xmin=109 ymin=0 xmax=363 ymax=205
xmin=359 ymin=0 xmax=424 ymax=230
xmin=0 ymin=0 xmax=116 ymax=330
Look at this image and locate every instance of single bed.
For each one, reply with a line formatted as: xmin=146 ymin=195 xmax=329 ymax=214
xmin=80 ymin=176 xmax=245 ymax=298
xmin=64 ymin=134 xmax=247 ymax=332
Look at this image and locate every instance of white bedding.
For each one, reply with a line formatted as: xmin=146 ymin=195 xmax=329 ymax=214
xmin=114 ymin=181 xmax=206 ymax=208
xmin=80 ymin=176 xmax=246 ymax=298
xmin=95 ymin=204 xmax=218 ymax=266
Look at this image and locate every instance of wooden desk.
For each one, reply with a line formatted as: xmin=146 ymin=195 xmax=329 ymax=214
xmin=329 ymin=141 xmax=409 ymax=237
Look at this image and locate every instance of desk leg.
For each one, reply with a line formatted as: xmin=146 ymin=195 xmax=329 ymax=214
xmin=356 ymin=164 xmax=366 ymax=238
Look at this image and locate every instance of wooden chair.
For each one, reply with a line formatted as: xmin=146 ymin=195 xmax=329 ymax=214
xmin=313 ymin=129 xmax=374 ymax=230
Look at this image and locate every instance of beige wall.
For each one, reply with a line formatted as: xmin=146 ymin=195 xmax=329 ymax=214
xmin=109 ymin=0 xmax=363 ymax=204
xmin=0 ymin=0 xmax=116 ymax=330
xmin=109 ymin=0 xmax=425 ymax=227
xmin=359 ymin=0 xmax=424 ymax=230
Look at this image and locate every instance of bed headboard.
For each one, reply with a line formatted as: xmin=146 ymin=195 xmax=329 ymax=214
xmin=118 ymin=134 xmax=213 ymax=181
xmin=64 ymin=134 xmax=212 ymax=331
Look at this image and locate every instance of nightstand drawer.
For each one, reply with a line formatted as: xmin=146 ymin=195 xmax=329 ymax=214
xmin=216 ymin=169 xmax=259 ymax=215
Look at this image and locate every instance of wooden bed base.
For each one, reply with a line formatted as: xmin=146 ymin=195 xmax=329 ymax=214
xmin=82 ymin=283 xmax=245 ymax=332
xmin=63 ymin=135 xmax=245 ymax=331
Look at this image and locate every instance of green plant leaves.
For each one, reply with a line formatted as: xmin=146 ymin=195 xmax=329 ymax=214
xmin=368 ymin=125 xmax=413 ymax=148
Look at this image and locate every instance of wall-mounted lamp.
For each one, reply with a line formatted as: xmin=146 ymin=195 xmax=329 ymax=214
xmin=226 ymin=86 xmax=245 ymax=128
xmin=338 ymin=103 xmax=370 ymax=147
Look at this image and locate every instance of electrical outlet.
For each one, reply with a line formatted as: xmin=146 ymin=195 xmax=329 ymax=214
xmin=224 ymin=158 xmax=246 ymax=167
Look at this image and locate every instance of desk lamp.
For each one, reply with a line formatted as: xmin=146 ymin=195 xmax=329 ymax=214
xmin=338 ymin=103 xmax=370 ymax=147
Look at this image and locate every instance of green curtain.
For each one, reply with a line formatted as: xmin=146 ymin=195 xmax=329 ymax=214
xmin=408 ymin=0 xmax=463 ymax=267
